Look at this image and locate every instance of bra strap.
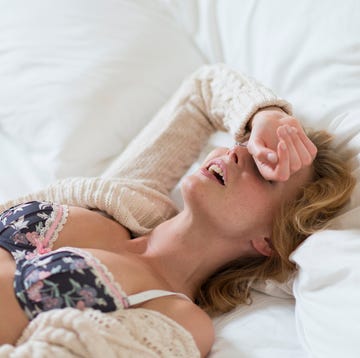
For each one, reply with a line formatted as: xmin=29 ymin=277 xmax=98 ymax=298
xmin=127 ymin=289 xmax=192 ymax=307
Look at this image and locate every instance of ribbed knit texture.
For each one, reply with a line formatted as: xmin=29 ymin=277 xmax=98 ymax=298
xmin=0 ymin=308 xmax=200 ymax=357
xmin=0 ymin=64 xmax=291 ymax=236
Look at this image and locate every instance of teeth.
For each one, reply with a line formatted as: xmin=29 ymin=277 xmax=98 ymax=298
xmin=208 ymin=164 xmax=224 ymax=179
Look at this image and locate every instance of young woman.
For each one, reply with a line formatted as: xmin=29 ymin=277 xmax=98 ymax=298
xmin=0 ymin=65 xmax=355 ymax=356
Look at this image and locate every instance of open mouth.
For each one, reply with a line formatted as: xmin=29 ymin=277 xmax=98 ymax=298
xmin=207 ymin=163 xmax=225 ymax=185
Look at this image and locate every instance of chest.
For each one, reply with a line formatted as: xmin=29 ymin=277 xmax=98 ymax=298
xmin=83 ymin=247 xmax=167 ymax=298
xmin=52 ymin=206 xmax=132 ymax=252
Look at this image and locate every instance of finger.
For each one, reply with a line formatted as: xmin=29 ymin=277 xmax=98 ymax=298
xmin=253 ymin=157 xmax=274 ymax=181
xmin=274 ymin=139 xmax=290 ymax=181
xmin=287 ymin=127 xmax=314 ymax=166
xmin=296 ymin=127 xmax=318 ymax=159
xmin=278 ymin=125 xmax=302 ymax=173
xmin=255 ymin=139 xmax=289 ymax=182
xmin=248 ymin=138 xmax=278 ymax=164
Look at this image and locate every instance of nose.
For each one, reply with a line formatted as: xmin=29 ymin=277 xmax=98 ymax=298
xmin=229 ymin=149 xmax=239 ymax=163
xmin=228 ymin=143 xmax=253 ymax=166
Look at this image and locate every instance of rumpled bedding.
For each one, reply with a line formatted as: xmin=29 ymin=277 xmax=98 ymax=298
xmin=2 ymin=1 xmax=360 ymax=357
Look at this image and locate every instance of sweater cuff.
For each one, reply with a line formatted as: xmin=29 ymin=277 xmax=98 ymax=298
xmin=196 ymin=64 xmax=292 ymax=140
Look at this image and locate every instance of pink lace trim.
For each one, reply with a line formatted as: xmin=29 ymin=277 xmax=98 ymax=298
xmin=56 ymin=246 xmax=129 ymax=309
xmin=32 ymin=203 xmax=69 ymax=256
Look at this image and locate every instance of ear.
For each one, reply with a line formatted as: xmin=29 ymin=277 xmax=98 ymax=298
xmin=251 ymin=237 xmax=273 ymax=257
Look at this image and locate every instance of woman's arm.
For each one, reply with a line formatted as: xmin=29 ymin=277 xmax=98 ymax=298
xmin=101 ymin=64 xmax=292 ymax=191
xmin=0 ymin=64 xmax=291 ymax=235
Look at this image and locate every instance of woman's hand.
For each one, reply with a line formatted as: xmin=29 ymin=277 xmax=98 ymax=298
xmin=246 ymin=107 xmax=317 ymax=182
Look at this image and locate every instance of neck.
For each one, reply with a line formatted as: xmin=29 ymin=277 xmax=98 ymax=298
xmin=137 ymin=209 xmax=249 ymax=298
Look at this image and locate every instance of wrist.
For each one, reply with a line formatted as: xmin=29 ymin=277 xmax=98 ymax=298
xmin=247 ymin=106 xmax=286 ymax=131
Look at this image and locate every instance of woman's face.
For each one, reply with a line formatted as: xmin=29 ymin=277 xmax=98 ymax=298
xmin=181 ymin=145 xmax=313 ymax=249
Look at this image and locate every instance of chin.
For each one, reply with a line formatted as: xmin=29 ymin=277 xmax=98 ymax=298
xmin=181 ymin=173 xmax=218 ymax=219
xmin=180 ymin=174 xmax=197 ymax=196
xmin=180 ymin=174 xmax=206 ymax=206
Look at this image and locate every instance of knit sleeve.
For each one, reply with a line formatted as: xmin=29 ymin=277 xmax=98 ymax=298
xmin=0 ymin=307 xmax=200 ymax=357
xmin=0 ymin=64 xmax=291 ymax=235
xmin=102 ymin=64 xmax=292 ymax=193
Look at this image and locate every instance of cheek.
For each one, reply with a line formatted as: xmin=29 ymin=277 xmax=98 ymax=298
xmin=229 ymin=186 xmax=277 ymax=223
xmin=202 ymin=147 xmax=228 ymax=164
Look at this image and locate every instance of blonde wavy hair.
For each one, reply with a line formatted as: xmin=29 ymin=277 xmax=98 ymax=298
xmin=195 ymin=130 xmax=356 ymax=316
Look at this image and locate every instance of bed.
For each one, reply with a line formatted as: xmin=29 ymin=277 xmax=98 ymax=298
xmin=1 ymin=0 xmax=360 ymax=357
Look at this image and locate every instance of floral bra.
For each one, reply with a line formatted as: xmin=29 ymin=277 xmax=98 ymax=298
xmin=0 ymin=201 xmax=190 ymax=320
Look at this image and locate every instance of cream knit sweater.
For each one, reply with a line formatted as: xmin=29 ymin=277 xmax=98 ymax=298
xmin=0 ymin=307 xmax=201 ymax=357
xmin=0 ymin=64 xmax=291 ymax=236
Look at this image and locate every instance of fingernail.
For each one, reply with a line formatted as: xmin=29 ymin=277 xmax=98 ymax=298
xmin=280 ymin=141 xmax=287 ymax=150
xmin=267 ymin=152 xmax=277 ymax=163
xmin=286 ymin=125 xmax=292 ymax=134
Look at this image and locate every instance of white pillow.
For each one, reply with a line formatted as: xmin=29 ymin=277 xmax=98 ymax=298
xmin=170 ymin=0 xmax=360 ymax=130
xmin=289 ymin=110 xmax=360 ymax=358
xmin=291 ymin=229 xmax=360 ymax=358
xmin=209 ymin=291 xmax=304 ymax=358
xmin=0 ymin=0 xmax=204 ymax=187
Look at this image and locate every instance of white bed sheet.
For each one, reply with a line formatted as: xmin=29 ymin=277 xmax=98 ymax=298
xmin=0 ymin=129 xmax=51 ymax=201
xmin=1 ymin=1 xmax=360 ymax=357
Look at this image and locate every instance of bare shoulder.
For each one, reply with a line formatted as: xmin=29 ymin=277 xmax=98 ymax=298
xmin=149 ymin=298 xmax=215 ymax=357
xmin=176 ymin=302 xmax=215 ymax=358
